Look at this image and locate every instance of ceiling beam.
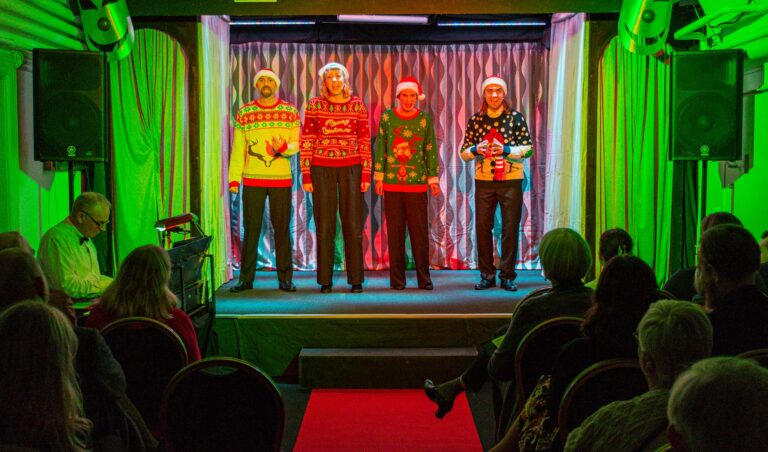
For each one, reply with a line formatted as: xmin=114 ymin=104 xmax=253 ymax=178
xmin=126 ymin=0 xmax=621 ymax=17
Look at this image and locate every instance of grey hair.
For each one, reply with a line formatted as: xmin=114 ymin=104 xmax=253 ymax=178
xmin=667 ymin=356 xmax=768 ymax=452
xmin=70 ymin=192 xmax=110 ymax=216
xmin=637 ymin=299 xmax=712 ymax=388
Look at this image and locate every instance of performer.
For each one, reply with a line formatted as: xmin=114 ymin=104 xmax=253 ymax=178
xmin=374 ymin=76 xmax=440 ymax=290
xmin=229 ymin=68 xmax=300 ymax=293
xmin=460 ymin=76 xmax=533 ymax=292
xmin=300 ymin=62 xmax=371 ymax=294
xmin=37 ymin=192 xmax=114 ymax=300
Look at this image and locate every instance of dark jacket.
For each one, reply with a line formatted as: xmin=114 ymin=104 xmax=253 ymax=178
xmin=708 ymin=285 xmax=768 ymax=356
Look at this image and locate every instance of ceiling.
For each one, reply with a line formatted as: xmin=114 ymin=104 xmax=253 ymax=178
xmin=125 ymin=0 xmax=621 ymax=17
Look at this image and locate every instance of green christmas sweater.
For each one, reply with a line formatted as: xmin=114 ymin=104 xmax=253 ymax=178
xmin=373 ymin=109 xmax=439 ymax=192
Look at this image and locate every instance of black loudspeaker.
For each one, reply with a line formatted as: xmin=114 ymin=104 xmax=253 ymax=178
xmin=670 ymin=50 xmax=743 ymax=161
xmin=34 ymin=49 xmax=106 ymax=162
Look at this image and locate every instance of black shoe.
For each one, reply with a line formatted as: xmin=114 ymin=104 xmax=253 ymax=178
xmin=423 ymin=379 xmax=454 ymax=419
xmin=350 ymin=284 xmax=363 ymax=293
xmin=419 ymin=283 xmax=434 ymax=290
xmin=500 ymin=280 xmax=518 ymax=292
xmin=391 ymin=285 xmax=405 ymax=290
xmin=279 ymin=281 xmax=296 ymax=292
xmin=474 ymin=278 xmax=496 ymax=290
xmin=320 ymin=284 xmax=333 ymax=294
xmin=229 ymin=281 xmax=253 ymax=293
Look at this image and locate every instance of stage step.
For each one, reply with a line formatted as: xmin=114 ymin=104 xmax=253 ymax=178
xmin=299 ymin=347 xmax=478 ymax=389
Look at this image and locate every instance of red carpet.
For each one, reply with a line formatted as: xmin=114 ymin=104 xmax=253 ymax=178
xmin=293 ymin=389 xmax=483 ymax=452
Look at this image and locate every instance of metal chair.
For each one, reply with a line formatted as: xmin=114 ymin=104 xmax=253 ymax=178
xmin=160 ymin=357 xmax=284 ymax=452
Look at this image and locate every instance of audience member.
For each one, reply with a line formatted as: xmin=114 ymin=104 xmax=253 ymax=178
xmin=0 ymin=246 xmax=129 ymax=450
xmin=760 ymin=231 xmax=768 ymax=285
xmin=585 ymin=228 xmax=633 ymax=289
xmin=424 ymin=228 xmax=594 ymax=423
xmin=86 ymin=244 xmax=202 ymax=362
xmin=0 ymin=301 xmax=92 ymax=451
xmin=663 ymin=212 xmax=767 ymax=300
xmin=0 ymin=230 xmax=33 ymax=254
xmin=564 ymin=300 xmax=712 ymax=452
xmin=695 ymin=224 xmax=768 ymax=356
xmin=491 ymin=255 xmax=659 ymax=451
xmin=37 ymin=192 xmax=114 ymax=299
xmin=667 ymin=356 xmax=768 ymax=452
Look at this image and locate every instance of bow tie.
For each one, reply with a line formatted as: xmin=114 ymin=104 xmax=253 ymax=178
xmin=80 ymin=237 xmax=90 ymax=245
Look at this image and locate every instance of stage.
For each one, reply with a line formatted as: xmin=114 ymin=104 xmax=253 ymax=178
xmin=212 ymin=270 xmax=548 ymax=379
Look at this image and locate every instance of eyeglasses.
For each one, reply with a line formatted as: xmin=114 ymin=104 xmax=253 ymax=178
xmin=82 ymin=210 xmax=110 ymax=230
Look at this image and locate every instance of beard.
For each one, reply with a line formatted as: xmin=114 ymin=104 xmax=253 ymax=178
xmin=260 ymin=86 xmax=274 ymax=98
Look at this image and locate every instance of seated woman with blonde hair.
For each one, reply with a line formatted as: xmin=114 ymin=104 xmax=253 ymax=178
xmin=86 ymin=244 xmax=201 ymax=362
xmin=0 ymin=301 xmax=92 ymax=451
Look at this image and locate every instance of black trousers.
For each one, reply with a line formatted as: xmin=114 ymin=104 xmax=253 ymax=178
xmin=384 ymin=191 xmax=432 ymax=288
xmin=239 ymin=185 xmax=293 ymax=284
xmin=310 ymin=165 xmax=364 ymax=286
xmin=475 ymin=179 xmax=523 ymax=282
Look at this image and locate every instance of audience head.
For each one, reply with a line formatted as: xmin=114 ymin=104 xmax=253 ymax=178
xmin=760 ymin=231 xmax=768 ymax=264
xmin=636 ymin=300 xmax=712 ymax=389
xmin=69 ymin=191 xmax=111 ymax=239
xmin=667 ymin=356 xmax=768 ymax=452
xmin=0 ymin=230 xmax=33 ymax=254
xmin=100 ymin=244 xmax=177 ymax=320
xmin=695 ymin=224 xmax=760 ymax=308
xmin=0 ymin=301 xmax=90 ymax=450
xmin=538 ymin=228 xmax=592 ymax=285
xmin=0 ymin=248 xmax=48 ymax=311
xmin=583 ymin=255 xmax=658 ymax=345
xmin=598 ymin=228 xmax=633 ymax=264
xmin=700 ymin=211 xmax=742 ymax=234
xmin=319 ymin=62 xmax=351 ymax=99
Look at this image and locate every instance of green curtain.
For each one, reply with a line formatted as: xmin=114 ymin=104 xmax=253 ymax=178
xmin=198 ymin=16 xmax=231 ymax=291
xmin=596 ymin=38 xmax=674 ymax=282
xmin=110 ymin=28 xmax=189 ymax=261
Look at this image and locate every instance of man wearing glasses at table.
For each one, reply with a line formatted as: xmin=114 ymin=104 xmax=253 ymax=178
xmin=38 ymin=191 xmax=113 ymax=300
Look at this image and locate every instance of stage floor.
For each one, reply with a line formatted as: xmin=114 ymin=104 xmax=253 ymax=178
xmin=216 ymin=270 xmax=547 ymax=317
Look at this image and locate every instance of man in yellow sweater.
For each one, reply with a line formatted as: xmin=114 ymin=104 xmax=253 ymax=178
xmin=229 ymin=68 xmax=300 ymax=292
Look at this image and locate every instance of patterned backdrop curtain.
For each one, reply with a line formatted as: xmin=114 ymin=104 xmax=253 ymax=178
xmin=110 ymin=28 xmax=190 ymax=261
xmin=229 ymin=42 xmax=549 ymax=272
xmin=597 ymin=37 xmax=673 ymax=282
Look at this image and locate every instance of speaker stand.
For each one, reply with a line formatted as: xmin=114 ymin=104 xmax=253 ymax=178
xmin=67 ymin=161 xmax=76 ymax=210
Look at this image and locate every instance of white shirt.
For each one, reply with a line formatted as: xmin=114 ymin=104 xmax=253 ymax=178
xmin=37 ymin=219 xmax=113 ymax=298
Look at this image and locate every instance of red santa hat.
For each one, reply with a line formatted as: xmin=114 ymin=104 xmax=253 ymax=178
xmin=481 ymin=76 xmax=507 ymax=95
xmin=395 ymin=76 xmax=426 ymax=101
xmin=254 ymin=68 xmax=280 ymax=88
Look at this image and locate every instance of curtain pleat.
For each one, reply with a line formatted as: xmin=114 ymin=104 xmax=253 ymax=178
xmin=597 ymin=38 xmax=673 ymax=281
xmin=229 ymin=42 xmax=549 ymax=272
xmin=110 ymin=29 xmax=189 ymax=261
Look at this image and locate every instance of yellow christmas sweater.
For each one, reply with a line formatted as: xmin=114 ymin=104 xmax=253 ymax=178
xmin=228 ymin=99 xmax=300 ymax=188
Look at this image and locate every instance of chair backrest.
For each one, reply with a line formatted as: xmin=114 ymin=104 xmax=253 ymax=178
xmin=160 ymin=357 xmax=285 ymax=452
xmin=102 ymin=317 xmax=188 ymax=433
xmin=557 ymin=358 xmax=647 ymax=443
xmin=657 ymin=289 xmax=678 ymax=300
xmin=738 ymin=348 xmax=768 ymax=368
xmin=514 ymin=316 xmax=584 ymax=405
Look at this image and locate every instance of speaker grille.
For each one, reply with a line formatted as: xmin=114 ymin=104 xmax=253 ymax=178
xmin=34 ymin=49 xmax=106 ymax=162
xmin=670 ymin=50 xmax=743 ymax=161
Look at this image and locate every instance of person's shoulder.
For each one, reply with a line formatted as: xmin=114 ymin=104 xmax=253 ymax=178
xmin=277 ymin=99 xmax=300 ymax=112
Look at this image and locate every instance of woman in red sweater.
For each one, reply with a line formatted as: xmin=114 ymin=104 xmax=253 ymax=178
xmin=86 ymin=244 xmax=201 ymax=362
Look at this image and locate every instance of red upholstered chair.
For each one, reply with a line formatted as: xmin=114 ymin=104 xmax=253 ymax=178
xmin=557 ymin=358 xmax=647 ymax=444
xmin=160 ymin=357 xmax=284 ymax=452
xmin=102 ymin=317 xmax=188 ymax=434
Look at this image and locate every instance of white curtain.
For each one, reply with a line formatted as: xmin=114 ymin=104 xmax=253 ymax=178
xmin=544 ymin=13 xmax=589 ymax=233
